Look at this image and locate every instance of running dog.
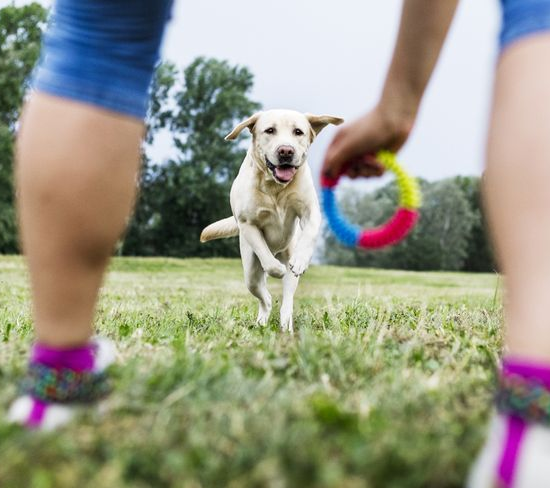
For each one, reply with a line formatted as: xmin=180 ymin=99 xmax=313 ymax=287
xmin=200 ymin=109 xmax=343 ymax=332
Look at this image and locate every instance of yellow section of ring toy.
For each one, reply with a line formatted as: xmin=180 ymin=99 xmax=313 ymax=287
xmin=376 ymin=150 xmax=421 ymax=210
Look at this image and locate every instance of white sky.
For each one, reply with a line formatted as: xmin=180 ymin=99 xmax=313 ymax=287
xmin=5 ymin=0 xmax=501 ymax=181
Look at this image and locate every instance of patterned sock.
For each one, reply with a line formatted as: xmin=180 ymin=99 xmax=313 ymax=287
xmin=8 ymin=337 xmax=115 ymax=431
xmin=24 ymin=342 xmax=105 ymax=428
xmin=495 ymin=357 xmax=550 ymax=487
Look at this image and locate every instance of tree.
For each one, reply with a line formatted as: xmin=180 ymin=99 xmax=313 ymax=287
xmin=0 ymin=3 xmax=47 ymax=253
xmin=122 ymin=57 xmax=261 ymax=257
xmin=454 ymin=176 xmax=496 ymax=272
xmin=395 ymin=179 xmax=476 ymax=270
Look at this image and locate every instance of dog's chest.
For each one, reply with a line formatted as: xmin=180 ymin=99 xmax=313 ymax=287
xmin=254 ymin=195 xmax=300 ymax=250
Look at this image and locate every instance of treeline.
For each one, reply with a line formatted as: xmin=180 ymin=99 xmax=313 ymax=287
xmin=0 ymin=4 xmax=495 ymax=272
xmin=0 ymin=3 xmax=46 ymax=253
xmin=121 ymin=59 xmax=259 ymax=257
xmin=0 ymin=3 xmax=257 ymax=258
xmin=323 ymin=176 xmax=495 ymax=272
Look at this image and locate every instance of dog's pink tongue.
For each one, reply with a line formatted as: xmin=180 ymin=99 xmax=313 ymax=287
xmin=275 ymin=166 xmax=297 ymax=182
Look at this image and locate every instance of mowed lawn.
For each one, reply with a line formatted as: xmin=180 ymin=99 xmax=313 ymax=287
xmin=0 ymin=256 xmax=501 ymax=488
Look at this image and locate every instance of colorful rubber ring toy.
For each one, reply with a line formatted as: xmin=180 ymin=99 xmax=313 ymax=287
xmin=320 ymin=150 xmax=421 ymax=249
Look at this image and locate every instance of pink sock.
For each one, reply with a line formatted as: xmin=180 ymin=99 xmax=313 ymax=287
xmin=31 ymin=343 xmax=95 ymax=372
xmin=497 ymin=357 xmax=550 ymax=487
xmin=26 ymin=342 xmax=95 ymax=427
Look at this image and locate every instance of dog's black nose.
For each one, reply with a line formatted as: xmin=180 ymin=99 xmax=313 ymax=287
xmin=278 ymin=145 xmax=295 ymax=162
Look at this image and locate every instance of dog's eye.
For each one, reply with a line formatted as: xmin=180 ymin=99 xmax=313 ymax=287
xmin=294 ymin=128 xmax=304 ymax=136
xmin=264 ymin=127 xmax=276 ymax=135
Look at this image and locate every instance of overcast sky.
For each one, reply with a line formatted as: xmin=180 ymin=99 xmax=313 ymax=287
xmin=5 ymin=0 xmax=500 ymax=181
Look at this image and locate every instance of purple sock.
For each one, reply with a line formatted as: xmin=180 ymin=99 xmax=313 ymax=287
xmin=26 ymin=342 xmax=95 ymax=427
xmin=31 ymin=343 xmax=95 ymax=372
xmin=497 ymin=357 xmax=550 ymax=487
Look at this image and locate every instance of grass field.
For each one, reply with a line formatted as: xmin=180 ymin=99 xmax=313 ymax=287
xmin=0 ymin=256 xmax=502 ymax=488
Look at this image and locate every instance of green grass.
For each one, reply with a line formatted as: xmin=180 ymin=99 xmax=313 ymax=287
xmin=0 ymin=256 xmax=502 ymax=488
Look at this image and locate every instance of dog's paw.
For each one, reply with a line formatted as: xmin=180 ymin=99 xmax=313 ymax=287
xmin=257 ymin=305 xmax=272 ymax=326
xmin=289 ymin=254 xmax=310 ymax=277
xmin=265 ymin=261 xmax=287 ymax=279
xmin=280 ymin=314 xmax=294 ymax=334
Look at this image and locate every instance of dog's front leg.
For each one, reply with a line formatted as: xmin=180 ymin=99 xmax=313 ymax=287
xmin=239 ymin=222 xmax=286 ymax=278
xmin=280 ymin=270 xmax=299 ymax=333
xmin=289 ymin=206 xmax=321 ymax=277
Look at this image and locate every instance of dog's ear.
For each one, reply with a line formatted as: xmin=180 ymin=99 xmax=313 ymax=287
xmin=305 ymin=114 xmax=344 ymax=140
xmin=225 ymin=112 xmax=262 ymax=141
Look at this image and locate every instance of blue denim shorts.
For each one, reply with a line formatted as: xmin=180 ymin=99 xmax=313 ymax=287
xmin=501 ymin=0 xmax=550 ymax=50
xmin=33 ymin=0 xmax=173 ymax=119
xmin=35 ymin=0 xmax=550 ymax=118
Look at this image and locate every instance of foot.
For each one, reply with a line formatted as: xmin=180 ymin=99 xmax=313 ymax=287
xmin=468 ymin=414 xmax=550 ymax=488
xmin=280 ymin=301 xmax=294 ymax=333
xmin=7 ymin=336 xmax=116 ymax=431
xmin=256 ymin=306 xmax=272 ymax=326
xmin=280 ymin=314 xmax=294 ymax=334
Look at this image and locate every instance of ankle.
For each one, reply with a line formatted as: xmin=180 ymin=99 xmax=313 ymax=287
xmin=498 ymin=356 xmax=550 ymax=424
xmin=31 ymin=342 xmax=95 ymax=371
xmin=491 ymin=357 xmax=550 ymax=487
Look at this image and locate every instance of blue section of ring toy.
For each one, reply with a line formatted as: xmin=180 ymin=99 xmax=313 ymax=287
xmin=322 ymin=188 xmax=360 ymax=247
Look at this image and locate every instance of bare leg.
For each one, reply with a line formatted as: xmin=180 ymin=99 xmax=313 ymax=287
xmin=485 ymin=35 xmax=550 ymax=361
xmin=16 ymin=93 xmax=143 ymax=348
xmin=468 ymin=34 xmax=550 ymax=488
xmin=239 ymin=235 xmax=272 ymax=325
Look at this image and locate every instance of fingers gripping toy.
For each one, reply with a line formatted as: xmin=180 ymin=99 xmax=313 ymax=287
xmin=320 ymin=151 xmax=421 ymax=249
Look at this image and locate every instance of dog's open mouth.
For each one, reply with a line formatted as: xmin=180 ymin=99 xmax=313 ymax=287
xmin=266 ymin=159 xmax=297 ymax=183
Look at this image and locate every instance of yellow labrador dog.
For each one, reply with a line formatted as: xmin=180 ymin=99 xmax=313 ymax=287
xmin=200 ymin=109 xmax=343 ymax=332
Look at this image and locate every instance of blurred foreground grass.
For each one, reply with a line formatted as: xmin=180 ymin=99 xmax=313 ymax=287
xmin=0 ymin=256 xmax=501 ymax=488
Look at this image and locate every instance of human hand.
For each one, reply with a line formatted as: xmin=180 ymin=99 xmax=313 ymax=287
xmin=322 ymin=104 xmax=414 ymax=180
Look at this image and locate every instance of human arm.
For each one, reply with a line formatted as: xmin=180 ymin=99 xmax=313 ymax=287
xmin=322 ymin=0 xmax=460 ymax=179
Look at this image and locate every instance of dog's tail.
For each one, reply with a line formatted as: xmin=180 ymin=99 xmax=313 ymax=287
xmin=200 ymin=217 xmax=239 ymax=242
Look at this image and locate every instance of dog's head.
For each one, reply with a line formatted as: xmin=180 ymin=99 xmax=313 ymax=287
xmin=226 ymin=109 xmax=343 ymax=185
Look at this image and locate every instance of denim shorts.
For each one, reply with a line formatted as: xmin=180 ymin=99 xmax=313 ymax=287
xmin=501 ymin=0 xmax=550 ymax=50
xmin=33 ymin=0 xmax=174 ymax=119
xmin=34 ymin=0 xmax=550 ymax=118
